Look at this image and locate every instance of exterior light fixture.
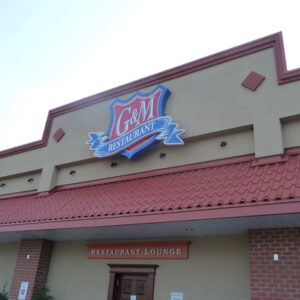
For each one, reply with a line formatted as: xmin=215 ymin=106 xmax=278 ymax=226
xmin=184 ymin=228 xmax=194 ymax=232
xmin=69 ymin=170 xmax=76 ymax=175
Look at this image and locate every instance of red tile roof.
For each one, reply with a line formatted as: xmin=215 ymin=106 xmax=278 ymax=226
xmin=0 ymin=151 xmax=300 ymax=228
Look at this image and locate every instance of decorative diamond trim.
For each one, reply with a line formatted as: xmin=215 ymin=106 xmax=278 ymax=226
xmin=242 ymin=71 xmax=265 ymax=91
xmin=53 ymin=128 xmax=65 ymax=143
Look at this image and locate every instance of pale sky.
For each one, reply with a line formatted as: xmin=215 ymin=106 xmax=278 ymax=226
xmin=0 ymin=0 xmax=299 ymax=151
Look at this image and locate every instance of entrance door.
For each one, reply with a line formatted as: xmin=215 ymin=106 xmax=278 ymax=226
xmin=117 ymin=274 xmax=148 ymax=300
xmin=107 ymin=264 xmax=158 ymax=300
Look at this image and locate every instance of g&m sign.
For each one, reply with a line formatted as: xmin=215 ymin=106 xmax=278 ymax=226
xmin=87 ymin=85 xmax=185 ymax=160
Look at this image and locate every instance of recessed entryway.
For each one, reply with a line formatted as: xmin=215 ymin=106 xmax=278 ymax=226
xmin=107 ymin=264 xmax=158 ymax=300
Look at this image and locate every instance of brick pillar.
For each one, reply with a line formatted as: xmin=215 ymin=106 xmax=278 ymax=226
xmin=248 ymin=228 xmax=300 ymax=300
xmin=8 ymin=239 xmax=53 ymax=300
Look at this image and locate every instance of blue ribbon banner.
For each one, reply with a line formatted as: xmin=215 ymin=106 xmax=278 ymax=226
xmin=87 ymin=116 xmax=185 ymax=158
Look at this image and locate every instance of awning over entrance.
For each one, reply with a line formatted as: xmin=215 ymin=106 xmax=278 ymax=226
xmin=1 ymin=147 xmax=300 ymax=240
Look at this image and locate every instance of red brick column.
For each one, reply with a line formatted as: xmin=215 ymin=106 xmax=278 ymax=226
xmin=249 ymin=228 xmax=300 ymax=300
xmin=8 ymin=239 xmax=53 ymax=300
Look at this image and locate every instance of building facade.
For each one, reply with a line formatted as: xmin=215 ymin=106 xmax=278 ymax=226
xmin=0 ymin=32 xmax=300 ymax=300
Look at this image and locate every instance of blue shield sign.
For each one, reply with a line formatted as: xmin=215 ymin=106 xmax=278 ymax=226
xmin=87 ymin=85 xmax=185 ymax=160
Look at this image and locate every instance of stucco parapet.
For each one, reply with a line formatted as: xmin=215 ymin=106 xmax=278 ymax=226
xmin=0 ymin=32 xmax=299 ymax=159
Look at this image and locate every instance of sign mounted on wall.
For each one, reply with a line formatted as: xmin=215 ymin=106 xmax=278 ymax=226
xmin=18 ymin=282 xmax=29 ymax=300
xmin=87 ymin=241 xmax=190 ymax=259
xmin=87 ymin=85 xmax=185 ymax=160
xmin=171 ymin=292 xmax=184 ymax=300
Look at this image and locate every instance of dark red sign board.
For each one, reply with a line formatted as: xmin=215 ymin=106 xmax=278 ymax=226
xmin=87 ymin=241 xmax=190 ymax=259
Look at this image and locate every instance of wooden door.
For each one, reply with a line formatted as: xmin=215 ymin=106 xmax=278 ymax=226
xmin=107 ymin=264 xmax=157 ymax=300
xmin=117 ymin=274 xmax=149 ymax=300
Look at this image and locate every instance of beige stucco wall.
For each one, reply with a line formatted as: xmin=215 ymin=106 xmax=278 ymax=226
xmin=0 ymin=172 xmax=40 ymax=196
xmin=1 ymin=47 xmax=300 ymax=194
xmin=55 ymin=128 xmax=254 ymax=186
xmin=282 ymin=119 xmax=300 ymax=149
xmin=47 ymin=236 xmax=250 ymax=300
xmin=0 ymin=243 xmax=19 ymax=292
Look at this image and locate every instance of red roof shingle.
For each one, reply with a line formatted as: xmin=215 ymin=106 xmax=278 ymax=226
xmin=1 ymin=152 xmax=300 ymax=227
